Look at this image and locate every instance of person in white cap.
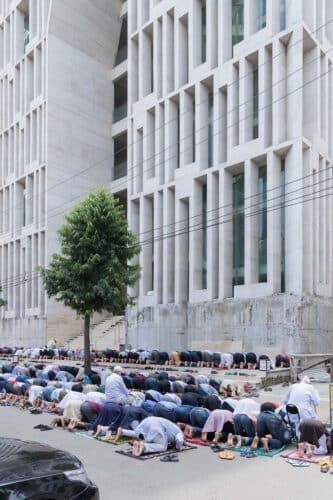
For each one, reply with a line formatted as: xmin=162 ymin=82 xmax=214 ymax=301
xmin=104 ymin=366 xmax=129 ymax=404
xmin=283 ymin=376 xmax=320 ymax=421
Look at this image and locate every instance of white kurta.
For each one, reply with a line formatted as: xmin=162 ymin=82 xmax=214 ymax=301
xmin=283 ymin=382 xmax=320 ymax=421
xmin=123 ymin=416 xmax=184 ymax=453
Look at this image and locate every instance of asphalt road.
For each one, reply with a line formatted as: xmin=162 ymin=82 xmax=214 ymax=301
xmin=0 ymin=383 xmax=331 ymax=500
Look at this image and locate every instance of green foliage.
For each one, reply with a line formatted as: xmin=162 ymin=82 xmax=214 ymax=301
xmin=39 ymin=188 xmax=141 ymax=317
xmin=0 ymin=298 xmax=6 ymax=307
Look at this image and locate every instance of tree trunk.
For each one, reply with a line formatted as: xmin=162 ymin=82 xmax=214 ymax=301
xmin=84 ymin=314 xmax=91 ymax=374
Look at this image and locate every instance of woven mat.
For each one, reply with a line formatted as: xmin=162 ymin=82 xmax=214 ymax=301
xmin=280 ymin=450 xmax=329 ymax=464
xmin=95 ymin=436 xmax=131 ymax=445
xmin=232 ymin=445 xmax=287 ymax=457
xmin=115 ymin=444 xmax=196 ymax=461
xmin=185 ymin=437 xmax=211 ymax=447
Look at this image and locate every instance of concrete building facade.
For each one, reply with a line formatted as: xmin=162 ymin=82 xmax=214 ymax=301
xmin=123 ymin=0 xmax=333 ymax=354
xmin=2 ymin=0 xmax=333 ymax=355
xmin=0 ymin=0 xmax=123 ymax=346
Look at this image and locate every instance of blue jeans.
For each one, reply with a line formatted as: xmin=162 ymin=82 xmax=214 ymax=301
xmin=174 ymin=405 xmax=193 ymax=424
xmin=155 ymin=403 xmax=177 ymax=422
xmin=256 ymin=412 xmax=291 ymax=449
xmin=189 ymin=407 xmax=210 ymax=435
xmin=234 ymin=414 xmax=255 ymax=444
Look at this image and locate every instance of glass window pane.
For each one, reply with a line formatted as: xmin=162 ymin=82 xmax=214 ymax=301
xmin=253 ymin=67 xmax=259 ymax=139
xmin=280 ymin=0 xmax=286 ymax=31
xmin=202 ymin=183 xmax=207 ymax=289
xmin=258 ymin=0 xmax=266 ymax=30
xmin=258 ymin=166 xmax=267 ymax=282
xmin=233 ymin=173 xmax=245 ymax=287
xmin=232 ymin=0 xmax=244 ymax=48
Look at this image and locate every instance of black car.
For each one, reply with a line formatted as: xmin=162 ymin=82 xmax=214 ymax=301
xmin=0 ymin=437 xmax=99 ymax=499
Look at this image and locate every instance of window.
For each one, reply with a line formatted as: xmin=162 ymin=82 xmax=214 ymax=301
xmin=257 ymin=0 xmax=266 ymax=30
xmin=280 ymin=160 xmax=285 ymax=292
xmin=113 ymin=133 xmax=127 ymax=180
xmin=208 ymin=92 xmax=214 ymax=167
xmin=113 ymin=75 xmax=127 ymax=123
xmin=232 ymin=0 xmax=244 ymax=48
xmin=202 ymin=183 xmax=207 ymax=289
xmin=201 ymin=0 xmax=207 ymax=63
xmin=24 ymin=14 xmax=30 ymax=50
xmin=253 ymin=67 xmax=259 ymax=139
xmin=192 ymin=97 xmax=196 ymax=163
xmin=258 ymin=166 xmax=267 ymax=282
xmin=280 ymin=0 xmax=286 ymax=31
xmin=114 ymin=16 xmax=128 ymax=66
xmin=233 ymin=173 xmax=245 ymax=287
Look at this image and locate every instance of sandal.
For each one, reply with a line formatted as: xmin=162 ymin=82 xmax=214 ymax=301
xmin=320 ymin=464 xmax=330 ymax=473
xmin=210 ymin=444 xmax=223 ymax=452
xmin=160 ymin=454 xmax=179 ymax=462
xmin=218 ymin=450 xmax=235 ymax=460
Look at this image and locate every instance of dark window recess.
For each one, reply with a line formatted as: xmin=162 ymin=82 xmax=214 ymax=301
xmin=233 ymin=173 xmax=245 ymax=288
xmin=113 ymin=75 xmax=127 ymax=122
xmin=114 ymin=133 xmax=127 ymax=180
xmin=232 ymin=0 xmax=244 ymax=49
xmin=114 ymin=16 xmax=128 ymax=66
xmin=258 ymin=166 xmax=267 ymax=283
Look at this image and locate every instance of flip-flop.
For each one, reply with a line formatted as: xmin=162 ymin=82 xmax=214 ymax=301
xmin=160 ymin=454 xmax=179 ymax=462
xmin=210 ymin=444 xmax=223 ymax=452
xmin=33 ymin=424 xmax=44 ymax=429
xmin=320 ymin=464 xmax=330 ymax=473
xmin=218 ymin=450 xmax=235 ymax=460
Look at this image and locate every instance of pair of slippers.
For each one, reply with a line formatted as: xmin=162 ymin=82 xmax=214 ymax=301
xmin=210 ymin=444 xmax=224 ymax=453
xmin=320 ymin=464 xmax=333 ymax=474
xmin=34 ymin=424 xmax=53 ymax=431
xmin=30 ymin=408 xmax=42 ymax=415
xmin=218 ymin=450 xmax=235 ymax=460
xmin=240 ymin=450 xmax=257 ymax=458
xmin=160 ymin=454 xmax=179 ymax=462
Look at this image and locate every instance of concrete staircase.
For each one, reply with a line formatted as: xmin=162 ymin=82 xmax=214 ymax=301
xmin=66 ymin=316 xmax=127 ymax=351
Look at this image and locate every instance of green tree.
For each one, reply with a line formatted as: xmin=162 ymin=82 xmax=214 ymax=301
xmin=39 ymin=188 xmax=141 ymax=373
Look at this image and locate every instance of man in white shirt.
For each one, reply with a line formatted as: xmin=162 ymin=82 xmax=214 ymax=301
xmin=283 ymin=376 xmax=320 ymax=421
xmin=104 ymin=366 xmax=129 ymax=404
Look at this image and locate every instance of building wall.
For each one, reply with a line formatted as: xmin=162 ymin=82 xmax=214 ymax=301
xmin=0 ymin=0 xmax=121 ymax=346
xmin=125 ymin=0 xmax=333 ymax=353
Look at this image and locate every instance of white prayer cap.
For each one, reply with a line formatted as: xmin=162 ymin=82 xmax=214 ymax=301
xmin=113 ymin=366 xmax=123 ymax=374
xmin=301 ymin=375 xmax=311 ymax=384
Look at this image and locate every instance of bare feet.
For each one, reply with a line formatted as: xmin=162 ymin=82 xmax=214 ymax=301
xmin=298 ymin=443 xmax=305 ymax=458
xmin=114 ymin=427 xmax=123 ymax=443
xmin=105 ymin=431 xmax=113 ymax=441
xmin=226 ymin=433 xmax=234 ymax=448
xmin=305 ymin=443 xmax=314 ymax=459
xmin=184 ymin=425 xmax=193 ymax=438
xmin=261 ymin=437 xmax=270 ymax=453
xmin=251 ymin=435 xmax=259 ymax=451
xmin=177 ymin=422 xmax=186 ymax=431
xmin=213 ymin=432 xmax=222 ymax=445
xmin=132 ymin=440 xmax=145 ymax=456
xmin=235 ymin=435 xmax=243 ymax=448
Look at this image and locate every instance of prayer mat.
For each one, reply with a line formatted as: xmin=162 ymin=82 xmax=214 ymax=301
xmin=95 ymin=436 xmax=131 ymax=445
xmin=115 ymin=444 xmax=197 ymax=461
xmin=74 ymin=430 xmax=95 ymax=440
xmin=280 ymin=450 xmax=329 ymax=464
xmin=232 ymin=445 xmax=287 ymax=457
xmin=185 ymin=438 xmax=211 ymax=447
